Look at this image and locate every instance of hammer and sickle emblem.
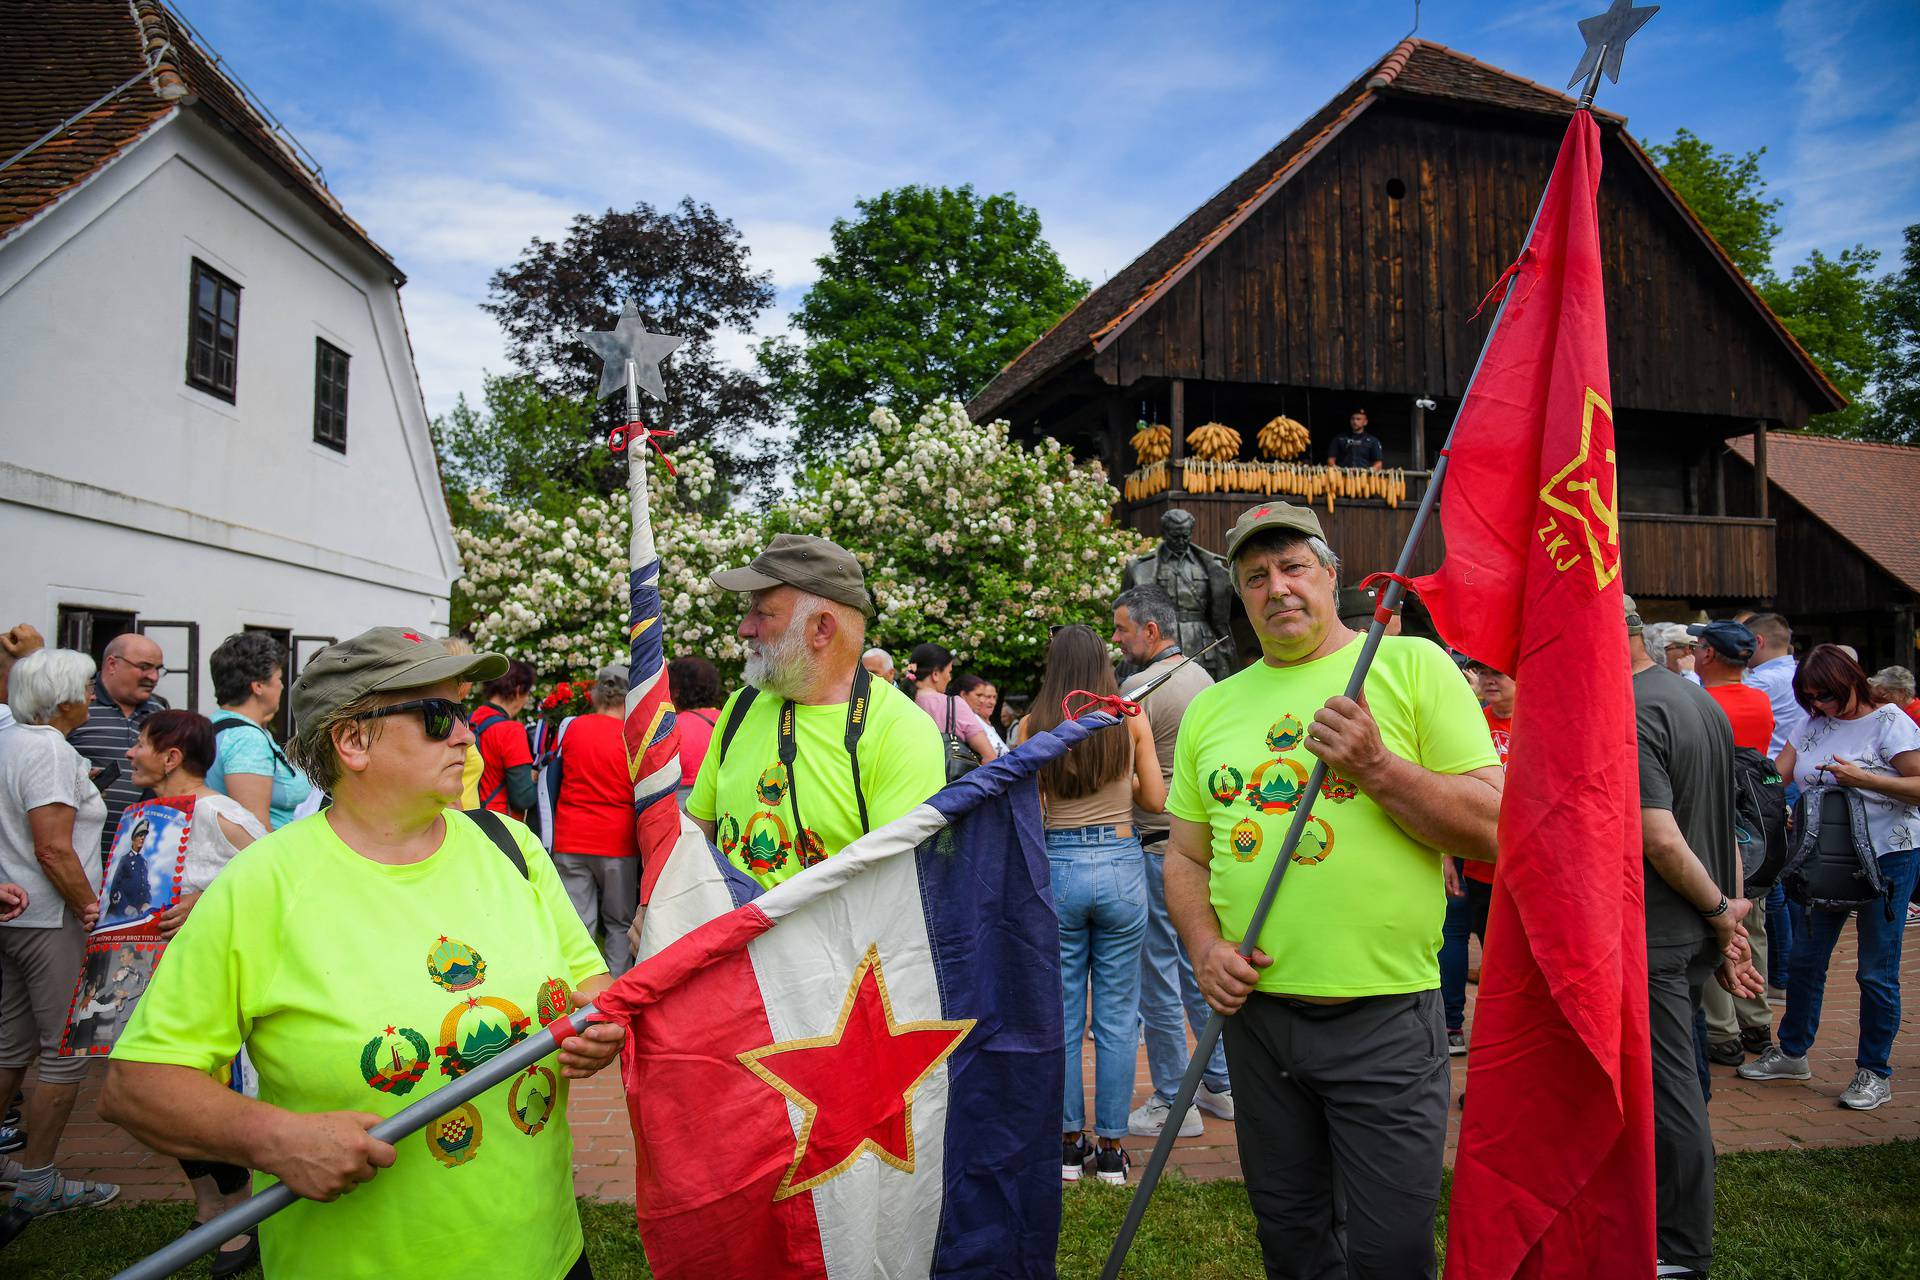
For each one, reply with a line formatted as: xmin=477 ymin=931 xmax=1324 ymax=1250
xmin=1536 ymin=388 xmax=1621 ymax=590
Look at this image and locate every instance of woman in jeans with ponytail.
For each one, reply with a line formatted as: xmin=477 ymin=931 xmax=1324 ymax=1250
xmin=1016 ymin=625 xmax=1163 ymax=1185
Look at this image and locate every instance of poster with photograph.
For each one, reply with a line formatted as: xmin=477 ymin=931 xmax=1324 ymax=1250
xmin=95 ymin=797 xmax=192 ymax=935
xmin=60 ymin=796 xmax=193 ymax=1056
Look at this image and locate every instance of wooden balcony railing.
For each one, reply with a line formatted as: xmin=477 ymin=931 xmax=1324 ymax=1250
xmin=1115 ymin=486 xmax=1775 ymax=602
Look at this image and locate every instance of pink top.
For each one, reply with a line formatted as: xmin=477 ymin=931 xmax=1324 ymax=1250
xmin=677 ymin=707 xmax=718 ymax=782
xmin=916 ymin=689 xmax=987 ymax=745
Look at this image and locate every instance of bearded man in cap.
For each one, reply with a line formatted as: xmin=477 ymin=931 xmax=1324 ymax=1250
xmin=1163 ymin=502 xmax=1503 ymax=1279
xmin=691 ymin=535 xmax=945 ymax=888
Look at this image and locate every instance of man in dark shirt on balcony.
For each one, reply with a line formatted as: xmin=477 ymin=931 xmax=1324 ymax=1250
xmin=1326 ymin=408 xmax=1384 ymax=471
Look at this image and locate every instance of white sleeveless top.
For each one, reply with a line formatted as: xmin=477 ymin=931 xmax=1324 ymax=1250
xmin=183 ymin=792 xmax=267 ymax=894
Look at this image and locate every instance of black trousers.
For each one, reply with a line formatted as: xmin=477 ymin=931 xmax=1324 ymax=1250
xmin=1223 ymin=989 xmax=1451 ymax=1280
xmin=1648 ymin=939 xmax=1719 ymax=1273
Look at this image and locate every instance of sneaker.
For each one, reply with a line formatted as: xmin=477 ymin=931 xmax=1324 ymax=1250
xmin=1906 ymin=902 xmax=1920 ymax=929
xmin=0 ymin=1157 xmax=20 ymax=1188
xmin=1128 ymin=1095 xmax=1202 ymax=1138
xmin=1061 ymin=1134 xmax=1092 ymax=1183
xmin=1739 ymin=1025 xmax=1773 ymax=1055
xmin=1447 ymin=1028 xmax=1468 ymax=1056
xmin=8 ymin=1173 xmax=119 ymax=1218
xmin=1094 ymin=1144 xmax=1131 ymax=1185
xmin=1838 ymin=1069 xmax=1893 ymax=1111
xmin=1196 ymin=1083 xmax=1235 ymax=1122
xmin=1655 ymin=1262 xmax=1707 ymax=1278
xmin=1736 ymin=1046 xmax=1812 ymax=1081
xmin=0 ymin=1128 xmax=22 ymax=1156
xmin=1706 ymin=1039 xmax=1745 ymax=1067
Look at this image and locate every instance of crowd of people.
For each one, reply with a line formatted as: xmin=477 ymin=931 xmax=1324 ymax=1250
xmin=0 ymin=499 xmax=1915 ymax=1277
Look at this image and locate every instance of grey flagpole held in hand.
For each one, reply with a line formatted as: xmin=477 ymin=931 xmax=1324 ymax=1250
xmin=1097 ymin=6 xmax=1654 ymax=1274
xmin=110 ymin=1004 xmax=608 ymax=1280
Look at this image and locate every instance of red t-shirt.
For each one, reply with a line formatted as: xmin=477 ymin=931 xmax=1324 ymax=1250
xmin=472 ymin=703 xmax=533 ymax=814
xmin=1464 ymin=708 xmax=1513 ymax=885
xmin=677 ymin=708 xmax=718 ymax=783
xmin=1903 ymin=699 xmax=1920 ymax=730
xmin=1702 ymin=682 xmax=1775 ymax=755
xmin=552 ymin=714 xmax=639 ymax=858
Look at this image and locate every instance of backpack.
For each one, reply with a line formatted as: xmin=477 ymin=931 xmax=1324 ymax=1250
xmin=471 ymin=704 xmax=537 ymax=815
xmin=1781 ymin=784 xmax=1894 ymax=918
xmin=529 ymin=716 xmax=573 ymax=851
xmin=1731 ymin=747 xmax=1789 ymax=891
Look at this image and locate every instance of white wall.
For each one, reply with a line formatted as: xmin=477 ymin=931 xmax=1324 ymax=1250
xmin=0 ymin=108 xmax=458 ymax=709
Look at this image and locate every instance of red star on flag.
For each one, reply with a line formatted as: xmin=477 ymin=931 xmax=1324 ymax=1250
xmin=737 ymin=946 xmax=973 ymax=1201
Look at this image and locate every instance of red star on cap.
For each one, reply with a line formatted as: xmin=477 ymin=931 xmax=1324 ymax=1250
xmin=402 ymin=632 xmax=423 ymax=643
xmin=1254 ymin=506 xmax=1272 ymax=517
xmin=738 ymin=946 xmax=973 ymax=1200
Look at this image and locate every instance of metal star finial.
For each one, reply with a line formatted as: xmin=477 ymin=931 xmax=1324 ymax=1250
xmin=1567 ymin=0 xmax=1658 ymax=92
xmin=570 ymin=301 xmax=684 ymax=402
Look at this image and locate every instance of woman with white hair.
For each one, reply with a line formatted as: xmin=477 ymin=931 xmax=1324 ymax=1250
xmin=0 ymin=647 xmax=119 ymax=1222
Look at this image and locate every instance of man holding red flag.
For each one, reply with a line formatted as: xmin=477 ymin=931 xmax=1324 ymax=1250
xmin=1410 ymin=109 xmax=1656 ymax=1276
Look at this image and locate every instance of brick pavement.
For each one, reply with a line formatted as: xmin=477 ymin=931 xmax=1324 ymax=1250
xmin=40 ymin=926 xmax=1920 ymax=1203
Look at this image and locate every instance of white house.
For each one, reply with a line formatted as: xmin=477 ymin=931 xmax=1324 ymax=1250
xmin=0 ymin=0 xmax=458 ymax=726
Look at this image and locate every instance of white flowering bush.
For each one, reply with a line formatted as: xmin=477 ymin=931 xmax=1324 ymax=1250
xmin=452 ymin=401 xmax=1146 ymax=682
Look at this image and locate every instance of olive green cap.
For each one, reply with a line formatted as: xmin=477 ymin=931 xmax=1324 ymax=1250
xmin=1623 ymin=593 xmax=1642 ymax=635
xmin=712 ymin=533 xmax=875 ymax=617
xmin=1223 ymin=502 xmax=1328 ymax=565
xmin=291 ymin=628 xmax=506 ymax=727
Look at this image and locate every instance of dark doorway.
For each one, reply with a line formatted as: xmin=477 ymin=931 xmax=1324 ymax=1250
xmin=57 ymin=606 xmax=137 ymax=669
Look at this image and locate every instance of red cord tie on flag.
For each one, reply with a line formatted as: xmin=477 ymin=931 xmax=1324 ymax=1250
xmin=1061 ymin=690 xmax=1140 ymax=722
xmin=1468 ymin=246 xmax=1538 ymax=321
xmin=608 ymin=421 xmax=678 ymax=475
xmin=1357 ymin=571 xmax=1421 ymax=627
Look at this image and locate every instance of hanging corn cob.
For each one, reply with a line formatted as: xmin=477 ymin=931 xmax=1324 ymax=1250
xmin=1131 ymin=422 xmax=1171 ymax=465
xmin=1256 ymin=414 xmax=1311 ymax=460
xmin=1187 ymin=422 xmax=1241 ymax=462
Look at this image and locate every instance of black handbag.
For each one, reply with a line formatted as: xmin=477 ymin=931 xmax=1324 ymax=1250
xmin=942 ymin=694 xmax=982 ymax=782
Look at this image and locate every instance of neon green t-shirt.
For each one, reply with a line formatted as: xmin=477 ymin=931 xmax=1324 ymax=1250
xmin=689 ymin=678 xmax=946 ymax=887
xmin=1168 ymin=634 xmax=1498 ymax=997
xmin=112 ymin=810 xmax=606 ymax=1280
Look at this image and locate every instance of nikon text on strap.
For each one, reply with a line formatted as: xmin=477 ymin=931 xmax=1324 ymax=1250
xmin=776 ymin=665 xmax=874 ymax=841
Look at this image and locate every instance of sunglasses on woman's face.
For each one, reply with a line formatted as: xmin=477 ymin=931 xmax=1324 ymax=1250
xmin=1809 ymin=691 xmax=1845 ymax=710
xmin=353 ymin=697 xmax=470 ymax=741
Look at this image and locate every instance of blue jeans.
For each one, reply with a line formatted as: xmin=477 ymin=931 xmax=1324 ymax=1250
xmin=1778 ymin=849 xmax=1920 ymax=1078
xmin=1139 ymin=844 xmax=1228 ymax=1101
xmin=1051 ymin=825 xmax=1148 ymax=1138
xmin=1439 ymin=889 xmax=1471 ymax=1032
xmin=1765 ymin=882 xmax=1793 ymax=988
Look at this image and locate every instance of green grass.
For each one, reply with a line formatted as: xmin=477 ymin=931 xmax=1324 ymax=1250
xmin=9 ymin=1142 xmax=1918 ymax=1278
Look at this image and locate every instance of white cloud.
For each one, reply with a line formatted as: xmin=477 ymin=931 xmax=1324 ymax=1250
xmin=343 ymin=174 xmax=578 ymax=270
xmin=394 ymin=283 xmax=506 ymax=419
xmin=738 ymin=219 xmax=832 ymax=290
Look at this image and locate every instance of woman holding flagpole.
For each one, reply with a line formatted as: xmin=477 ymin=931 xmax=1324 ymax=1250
xmin=101 ymin=629 xmax=624 ymax=1280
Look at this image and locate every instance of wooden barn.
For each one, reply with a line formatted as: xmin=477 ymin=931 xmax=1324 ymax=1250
xmin=1724 ymin=435 xmax=1920 ymax=671
xmin=969 ymin=38 xmax=1845 ymax=615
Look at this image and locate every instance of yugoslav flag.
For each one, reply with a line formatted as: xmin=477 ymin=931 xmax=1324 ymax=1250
xmin=594 ymin=715 xmax=1105 ymax=1278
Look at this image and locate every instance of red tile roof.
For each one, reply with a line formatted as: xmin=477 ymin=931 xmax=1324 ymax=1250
xmin=1729 ymin=433 xmax=1920 ymax=593
xmin=0 ymin=0 xmax=394 ymax=274
xmin=967 ymin=38 xmax=1831 ymax=423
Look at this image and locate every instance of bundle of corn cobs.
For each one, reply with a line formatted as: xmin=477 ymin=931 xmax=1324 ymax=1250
xmin=1122 ymin=460 xmax=1170 ymax=502
xmin=1130 ymin=422 xmax=1171 ymax=465
xmin=1257 ymin=414 xmax=1311 ymax=460
xmin=1187 ymin=422 xmax=1242 ymax=462
xmin=1157 ymin=461 xmax=1411 ymax=512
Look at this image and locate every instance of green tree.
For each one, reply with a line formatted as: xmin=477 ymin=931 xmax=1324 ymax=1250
xmin=1868 ymin=224 xmax=1920 ymax=442
xmin=432 ymin=373 xmax=601 ymax=524
xmin=1761 ymin=246 xmax=1884 ymax=436
xmin=484 ymin=198 xmax=778 ymax=487
xmin=1648 ymin=127 xmax=1895 ymax=437
xmin=760 ymin=185 xmax=1088 ymax=456
xmin=1645 ymin=129 xmax=1782 ymax=281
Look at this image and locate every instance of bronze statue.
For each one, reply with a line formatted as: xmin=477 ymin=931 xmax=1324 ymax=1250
xmin=1123 ymin=509 xmax=1235 ymax=682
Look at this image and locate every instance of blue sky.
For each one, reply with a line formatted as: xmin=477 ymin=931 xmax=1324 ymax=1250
xmin=179 ymin=0 xmax=1920 ymax=419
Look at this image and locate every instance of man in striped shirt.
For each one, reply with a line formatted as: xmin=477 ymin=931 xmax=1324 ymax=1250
xmin=66 ymin=632 xmax=167 ymax=856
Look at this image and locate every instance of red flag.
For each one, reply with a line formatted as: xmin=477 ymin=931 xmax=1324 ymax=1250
xmin=1411 ymin=111 xmax=1654 ymax=1276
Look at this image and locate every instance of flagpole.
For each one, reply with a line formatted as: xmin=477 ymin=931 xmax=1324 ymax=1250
xmin=1095 ymin=96 xmax=1616 ymax=1280
xmin=110 ymin=1003 xmax=604 ymax=1280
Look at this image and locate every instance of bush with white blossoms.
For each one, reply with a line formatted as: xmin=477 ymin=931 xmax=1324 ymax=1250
xmin=453 ymin=401 xmax=1146 ymax=685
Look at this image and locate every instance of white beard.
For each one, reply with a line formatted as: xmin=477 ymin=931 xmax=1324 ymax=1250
xmin=742 ymin=622 xmax=813 ymax=700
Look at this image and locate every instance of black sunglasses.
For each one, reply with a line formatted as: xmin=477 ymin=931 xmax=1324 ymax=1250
xmin=353 ymin=697 xmax=470 ymax=741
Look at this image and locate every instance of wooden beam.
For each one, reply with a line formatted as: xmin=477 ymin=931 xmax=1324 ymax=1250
xmin=1752 ymin=420 xmax=1768 ymax=518
xmin=1711 ymin=444 xmax=1726 ymax=517
xmin=1410 ymin=397 xmax=1427 ymax=472
xmin=1170 ymin=379 xmax=1187 ymax=497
